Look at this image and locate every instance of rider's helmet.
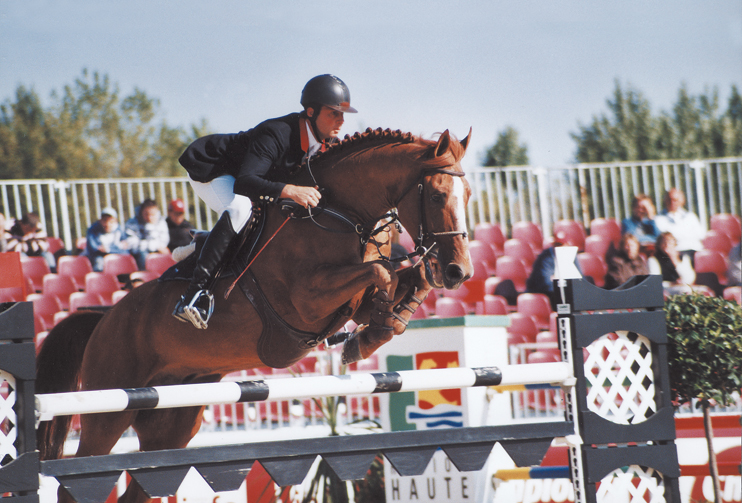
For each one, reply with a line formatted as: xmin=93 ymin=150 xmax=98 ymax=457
xmin=301 ymin=75 xmax=358 ymax=114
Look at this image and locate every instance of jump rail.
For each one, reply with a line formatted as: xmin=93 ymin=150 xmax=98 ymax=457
xmin=0 ymin=274 xmax=682 ymax=503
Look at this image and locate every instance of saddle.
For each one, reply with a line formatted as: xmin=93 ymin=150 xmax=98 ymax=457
xmin=160 ymin=203 xmax=350 ymax=368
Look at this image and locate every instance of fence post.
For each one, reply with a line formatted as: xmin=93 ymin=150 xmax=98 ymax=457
xmin=690 ymin=160 xmax=708 ymax=233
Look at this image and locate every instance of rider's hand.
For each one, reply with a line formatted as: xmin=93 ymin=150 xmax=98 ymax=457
xmin=281 ymin=185 xmax=322 ymax=208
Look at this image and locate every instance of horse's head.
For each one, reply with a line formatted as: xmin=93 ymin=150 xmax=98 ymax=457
xmin=397 ymin=130 xmax=474 ymax=289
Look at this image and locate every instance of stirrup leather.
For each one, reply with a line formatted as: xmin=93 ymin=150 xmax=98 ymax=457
xmin=182 ymin=290 xmax=215 ymax=330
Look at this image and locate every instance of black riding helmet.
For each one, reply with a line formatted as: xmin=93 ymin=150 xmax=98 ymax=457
xmin=301 ymin=75 xmax=358 ymax=114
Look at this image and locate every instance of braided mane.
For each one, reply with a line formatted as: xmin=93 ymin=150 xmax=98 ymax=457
xmin=312 ymin=127 xmax=418 ymax=164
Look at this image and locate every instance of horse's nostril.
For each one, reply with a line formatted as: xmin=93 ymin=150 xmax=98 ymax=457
xmin=445 ymin=264 xmax=465 ymax=283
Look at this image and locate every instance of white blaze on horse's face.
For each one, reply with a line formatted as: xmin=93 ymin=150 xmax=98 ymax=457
xmin=452 ymin=176 xmax=468 ymax=238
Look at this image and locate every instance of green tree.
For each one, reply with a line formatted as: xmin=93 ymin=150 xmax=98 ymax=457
xmin=0 ymin=69 xmax=208 ymax=180
xmin=481 ymin=126 xmax=529 ymax=166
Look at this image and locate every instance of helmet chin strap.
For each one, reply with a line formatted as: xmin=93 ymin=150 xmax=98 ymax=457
xmin=305 ymin=107 xmax=324 ymax=144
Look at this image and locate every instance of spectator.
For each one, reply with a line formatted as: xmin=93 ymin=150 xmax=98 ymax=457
xmin=124 ymin=199 xmax=170 ymax=270
xmin=526 ymin=230 xmax=580 ymax=310
xmin=654 ymin=188 xmax=704 ymax=263
xmin=728 ymin=243 xmax=741 ymax=287
xmin=605 ymin=233 xmax=649 ymax=289
xmin=621 ymin=194 xmax=661 ymax=254
xmin=648 ymin=232 xmax=695 ymax=296
xmin=0 ymin=212 xmax=7 ymax=252
xmin=166 ymin=199 xmax=195 ymax=252
xmin=5 ymin=211 xmax=56 ymax=272
xmin=82 ymin=207 xmax=130 ymax=272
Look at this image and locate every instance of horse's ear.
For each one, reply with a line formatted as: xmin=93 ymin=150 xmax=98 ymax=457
xmin=434 ymin=130 xmax=451 ymax=158
xmin=459 ymin=127 xmax=472 ymax=152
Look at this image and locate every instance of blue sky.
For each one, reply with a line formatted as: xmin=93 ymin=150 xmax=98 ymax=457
xmin=1 ymin=1 xmax=741 ymax=171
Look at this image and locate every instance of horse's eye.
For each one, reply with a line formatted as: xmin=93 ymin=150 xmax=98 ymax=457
xmin=431 ymin=193 xmax=444 ymax=204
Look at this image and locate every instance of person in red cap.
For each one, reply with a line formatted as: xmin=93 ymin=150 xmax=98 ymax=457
xmin=173 ymin=75 xmax=357 ymax=328
xmin=166 ymin=199 xmax=194 ymax=252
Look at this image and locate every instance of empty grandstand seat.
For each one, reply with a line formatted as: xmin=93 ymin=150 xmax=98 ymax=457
xmin=536 ymin=330 xmax=558 ymax=344
xmin=473 ymin=222 xmax=505 ymax=256
xmin=53 ymin=310 xmax=70 ymax=325
xmin=481 ymin=294 xmax=508 ymax=315
xmin=702 ymin=230 xmax=733 ymax=256
xmin=516 ymin=293 xmax=552 ymax=331
xmin=103 ymin=253 xmax=139 ymax=278
xmin=511 ymin=221 xmax=544 ymax=253
xmin=409 ymin=303 xmax=429 ymax=320
xmin=576 ymin=252 xmax=607 ymax=288
xmin=0 ymin=251 xmax=29 ymax=300
xmin=694 ymin=249 xmax=728 ymax=287
xmin=84 ymin=272 xmax=122 ymax=305
xmin=111 ymin=290 xmax=129 ymax=304
xmin=467 ymin=240 xmax=498 ymax=276
xmin=42 ymin=274 xmax=77 ymax=311
xmin=145 ymin=253 xmax=177 ymax=274
xmin=57 ymin=255 xmax=93 ymax=291
xmin=47 ymin=237 xmax=65 ymax=255
xmin=584 ymin=234 xmax=612 ymax=259
xmin=130 ymin=270 xmax=159 ymax=285
xmin=589 ymin=218 xmax=621 ymax=247
xmin=435 ymin=297 xmax=467 ymax=318
xmin=552 ymin=220 xmax=586 ymax=251
xmin=21 ymin=255 xmax=52 ymax=293
xmin=506 ymin=312 xmax=539 ymax=343
xmin=26 ymin=293 xmax=63 ymax=333
xmin=69 ymin=292 xmax=105 ymax=312
xmin=503 ymin=238 xmax=536 ymax=273
xmin=710 ymin=213 xmax=741 ymax=244
xmin=724 ymin=286 xmax=741 ymax=305
xmin=493 ymin=255 xmax=528 ymax=292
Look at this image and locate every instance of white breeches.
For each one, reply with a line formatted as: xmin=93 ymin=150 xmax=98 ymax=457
xmin=188 ymin=175 xmax=253 ymax=231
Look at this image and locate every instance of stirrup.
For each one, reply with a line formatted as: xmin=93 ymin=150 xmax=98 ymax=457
xmin=179 ymin=290 xmax=215 ymax=329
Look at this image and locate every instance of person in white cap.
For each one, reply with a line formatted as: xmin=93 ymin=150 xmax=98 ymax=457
xmin=82 ymin=207 xmax=130 ymax=272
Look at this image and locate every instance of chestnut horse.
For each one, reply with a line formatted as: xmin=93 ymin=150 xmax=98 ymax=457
xmin=36 ymin=128 xmax=473 ymax=503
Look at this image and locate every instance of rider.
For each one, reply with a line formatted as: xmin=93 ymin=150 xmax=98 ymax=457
xmin=173 ymin=74 xmax=357 ymax=329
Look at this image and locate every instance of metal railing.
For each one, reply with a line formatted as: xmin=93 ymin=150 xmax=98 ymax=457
xmin=1 ymin=157 xmax=740 ymax=250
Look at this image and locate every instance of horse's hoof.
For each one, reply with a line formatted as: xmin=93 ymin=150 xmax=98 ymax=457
xmin=341 ymin=331 xmax=364 ymax=365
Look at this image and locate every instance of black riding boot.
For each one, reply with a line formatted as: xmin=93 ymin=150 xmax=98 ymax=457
xmin=172 ymin=212 xmax=236 ymax=329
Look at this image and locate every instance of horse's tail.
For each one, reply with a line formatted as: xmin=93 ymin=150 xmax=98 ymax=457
xmin=36 ymin=310 xmax=105 ymax=460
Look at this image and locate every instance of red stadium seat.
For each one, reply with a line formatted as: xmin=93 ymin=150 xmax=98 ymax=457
xmin=503 ymin=238 xmax=536 ymax=273
xmin=57 ymin=255 xmax=93 ymax=291
xmin=26 ymin=293 xmax=63 ymax=332
xmin=506 ymin=312 xmax=539 ymax=343
xmin=702 ymin=230 xmax=733 ymax=256
xmin=516 ymin=293 xmax=552 ymax=331
xmin=552 ymin=220 xmax=586 ymax=251
xmin=584 ymin=234 xmax=612 ymax=259
xmin=103 ymin=253 xmax=139 ymax=278
xmin=42 ymin=274 xmax=78 ymax=311
xmin=145 ymin=253 xmax=177 ymax=275
xmin=511 ymin=221 xmax=544 ymax=253
xmin=68 ymin=292 xmax=105 ymax=312
xmin=47 ymin=237 xmax=65 ymax=255
xmin=467 ymin=240 xmax=497 ymax=276
xmin=710 ymin=213 xmax=741 ymax=244
xmin=493 ymin=255 xmax=528 ymax=292
xmin=111 ymin=290 xmax=129 ymax=304
xmin=84 ymin=272 xmax=122 ymax=305
xmin=0 ymin=252 xmax=29 ymax=300
xmin=723 ymin=286 xmax=741 ymax=305
xmin=694 ymin=249 xmax=728 ymax=286
xmin=589 ymin=218 xmax=621 ymax=247
xmin=435 ymin=297 xmax=468 ymax=318
xmin=409 ymin=303 xmax=429 ymax=319
xmin=21 ymin=255 xmax=51 ymax=293
xmin=576 ymin=252 xmax=607 ymax=288
xmin=130 ymin=270 xmax=159 ymax=285
xmin=474 ymin=222 xmax=505 ymax=256
xmin=481 ymin=294 xmax=508 ymax=315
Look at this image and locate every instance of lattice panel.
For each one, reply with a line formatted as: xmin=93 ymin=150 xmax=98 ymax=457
xmin=596 ymin=466 xmax=667 ymax=503
xmin=0 ymin=370 xmax=17 ymax=464
xmin=583 ymin=331 xmax=656 ymax=424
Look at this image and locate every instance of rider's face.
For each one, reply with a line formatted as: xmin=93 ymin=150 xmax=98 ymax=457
xmin=310 ymin=106 xmax=344 ymax=140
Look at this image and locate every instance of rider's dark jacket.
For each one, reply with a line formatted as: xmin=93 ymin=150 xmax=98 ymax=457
xmin=179 ymin=113 xmax=306 ymax=202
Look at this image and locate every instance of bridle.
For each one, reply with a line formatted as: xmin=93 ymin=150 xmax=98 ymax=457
xmin=289 ymin=158 xmax=468 ymax=266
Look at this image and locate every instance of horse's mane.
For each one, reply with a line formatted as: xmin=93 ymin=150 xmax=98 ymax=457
xmin=311 ymin=127 xmax=465 ymax=169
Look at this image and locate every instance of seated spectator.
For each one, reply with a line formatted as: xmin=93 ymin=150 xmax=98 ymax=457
xmin=621 ymin=194 xmax=661 ymax=254
xmin=82 ymin=207 xmax=130 ymax=272
xmin=5 ymin=211 xmax=56 ymax=272
xmin=605 ymin=233 xmax=649 ymax=289
xmin=654 ymin=188 xmax=704 ymax=263
xmin=526 ymin=230 xmax=579 ymax=310
xmin=166 ymin=199 xmax=195 ymax=252
xmin=648 ymin=232 xmax=695 ymax=296
xmin=124 ymin=199 xmax=170 ymax=270
xmin=0 ymin=212 xmax=7 ymax=252
xmin=728 ymin=243 xmax=741 ymax=287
